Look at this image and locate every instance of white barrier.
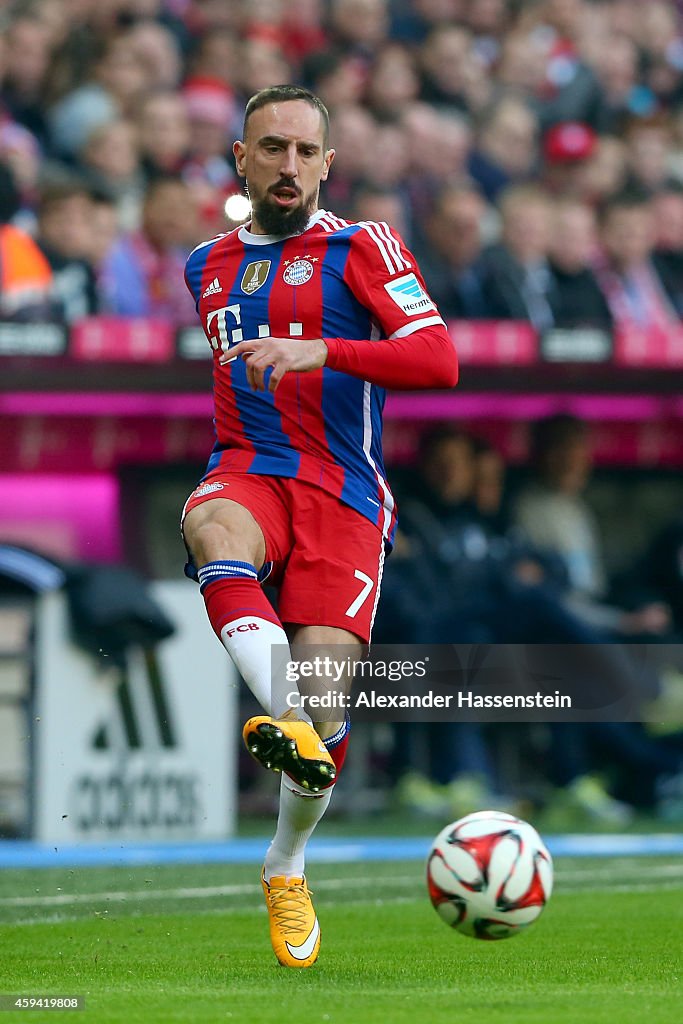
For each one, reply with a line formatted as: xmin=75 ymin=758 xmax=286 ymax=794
xmin=32 ymin=581 xmax=237 ymax=843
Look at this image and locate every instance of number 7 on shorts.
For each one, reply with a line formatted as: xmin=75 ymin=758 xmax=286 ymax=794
xmin=345 ymin=570 xmax=375 ymax=619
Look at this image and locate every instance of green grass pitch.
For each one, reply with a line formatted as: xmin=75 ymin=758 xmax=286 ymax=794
xmin=0 ymin=855 xmax=681 ymax=1024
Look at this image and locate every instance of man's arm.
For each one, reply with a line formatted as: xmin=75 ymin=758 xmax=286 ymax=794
xmin=324 ymin=325 xmax=458 ymax=390
xmin=221 ymin=325 xmax=458 ymax=392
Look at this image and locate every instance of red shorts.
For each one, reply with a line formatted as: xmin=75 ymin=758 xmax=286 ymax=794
xmin=182 ymin=472 xmax=386 ymax=643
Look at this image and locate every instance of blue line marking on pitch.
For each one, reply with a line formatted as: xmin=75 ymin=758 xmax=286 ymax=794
xmin=1 ymin=834 xmax=683 ymax=869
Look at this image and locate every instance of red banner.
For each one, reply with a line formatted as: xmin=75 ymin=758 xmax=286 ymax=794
xmin=447 ymin=320 xmax=537 ymax=366
xmin=614 ymin=325 xmax=683 ymax=367
xmin=70 ymin=317 xmax=174 ymax=362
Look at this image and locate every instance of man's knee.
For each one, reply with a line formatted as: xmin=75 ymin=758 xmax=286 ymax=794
xmin=184 ymin=501 xmax=265 ymax=567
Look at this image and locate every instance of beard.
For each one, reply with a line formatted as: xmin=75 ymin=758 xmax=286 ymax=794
xmin=250 ymin=182 xmax=318 ymax=237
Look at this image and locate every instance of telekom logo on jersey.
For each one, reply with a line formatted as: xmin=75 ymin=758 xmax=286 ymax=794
xmin=206 ymin=303 xmax=304 ymax=352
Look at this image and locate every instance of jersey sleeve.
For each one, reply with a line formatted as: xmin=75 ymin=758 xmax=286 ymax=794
xmin=323 ymin=221 xmax=458 ymax=390
xmin=342 ymin=222 xmax=446 ymax=340
xmin=184 ymin=246 xmax=205 ymax=312
xmin=184 ymin=234 xmax=227 ymax=312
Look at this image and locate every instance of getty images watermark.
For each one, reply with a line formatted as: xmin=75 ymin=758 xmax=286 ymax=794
xmin=272 ymin=643 xmax=673 ymax=722
xmin=284 ymin=654 xmax=571 ymax=713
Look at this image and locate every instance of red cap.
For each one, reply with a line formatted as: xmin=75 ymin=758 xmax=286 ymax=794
xmin=183 ymin=76 xmax=236 ymax=128
xmin=544 ymin=122 xmax=597 ymax=164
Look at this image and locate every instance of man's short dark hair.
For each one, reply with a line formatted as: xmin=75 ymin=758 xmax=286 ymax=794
xmin=418 ymin=426 xmax=476 ymax=465
xmin=243 ymin=85 xmax=330 ymax=148
xmin=598 ymin=186 xmax=653 ymax=225
xmin=530 ymin=414 xmax=588 ymax=463
xmin=0 ymin=162 xmax=20 ymax=223
xmin=37 ymin=181 xmax=93 ymax=218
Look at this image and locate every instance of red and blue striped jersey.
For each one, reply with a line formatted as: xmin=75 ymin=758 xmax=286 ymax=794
xmin=184 ymin=209 xmax=449 ymax=545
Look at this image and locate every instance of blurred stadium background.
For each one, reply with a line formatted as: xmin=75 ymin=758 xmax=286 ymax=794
xmin=1 ymin=0 xmax=683 ymax=859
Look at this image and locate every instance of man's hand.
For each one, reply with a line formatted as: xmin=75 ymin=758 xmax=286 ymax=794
xmin=619 ymin=602 xmax=671 ymax=636
xmin=220 ymin=337 xmax=328 ymax=392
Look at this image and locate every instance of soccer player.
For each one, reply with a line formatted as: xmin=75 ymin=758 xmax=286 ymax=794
xmin=182 ymin=85 xmax=458 ymax=968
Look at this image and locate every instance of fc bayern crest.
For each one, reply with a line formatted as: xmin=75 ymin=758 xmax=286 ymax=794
xmin=283 ymin=259 xmax=314 ymax=286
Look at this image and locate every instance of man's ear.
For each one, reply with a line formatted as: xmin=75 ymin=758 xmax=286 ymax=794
xmin=321 ymin=148 xmax=335 ymax=182
xmin=233 ymin=140 xmax=246 ymax=177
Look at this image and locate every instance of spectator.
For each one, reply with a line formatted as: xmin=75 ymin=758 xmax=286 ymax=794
xmin=48 ymin=82 xmax=118 ymax=163
xmin=469 ymin=95 xmax=539 ymax=201
xmin=496 ymin=31 xmax=548 ymax=99
xmin=280 ymin=0 xmax=329 ymax=66
xmin=481 ymin=184 xmax=557 ymax=330
xmin=526 ymin=0 xmax=606 ymax=129
xmin=591 ymin=34 xmax=646 ymax=133
xmin=576 ymin=134 xmax=628 ymax=205
xmin=436 ymin=112 xmax=473 ymax=182
xmin=186 ymin=29 xmax=241 ymax=95
xmin=0 ymin=13 xmax=54 ymax=145
xmin=362 ymin=121 xmax=411 ymax=192
xmin=366 ymin=43 xmax=420 ymax=120
xmin=391 ymin=0 xmax=467 ymax=47
xmin=232 ymin=37 xmax=293 ymax=100
xmin=541 ymin=121 xmax=597 ymax=198
xmin=403 ymin=105 xmax=472 ymax=222
xmin=301 ymin=48 xmax=366 ymax=109
xmin=324 ymin=105 xmax=377 ymax=215
xmin=414 ymin=183 xmax=489 ymax=319
xmin=653 ymin=183 xmax=683 ymax=312
xmin=418 ymin=24 xmax=489 ymax=114
xmin=240 ymin=0 xmax=284 ymax=43
xmin=594 ymin=189 xmax=682 ymax=328
xmin=93 ymin=31 xmax=151 ymax=118
xmin=0 ymin=119 xmax=42 ymax=217
xmin=472 ymin=437 xmax=510 ymax=535
xmin=465 ymin=0 xmax=510 ymax=68
xmin=350 ymin=184 xmax=411 ymax=242
xmin=625 ymin=116 xmax=676 ymax=193
xmin=180 ymin=76 xmax=241 ymax=236
xmin=182 ymin=76 xmax=238 ymax=182
xmin=0 ymin=162 xmax=55 ymax=321
xmin=135 ymin=90 xmax=191 ymax=180
xmin=35 ymin=182 xmax=99 ymax=322
xmin=100 ymin=175 xmax=199 ymax=324
xmin=127 ymin=20 xmax=184 ymax=92
xmin=549 ymin=200 xmax=612 ymax=327
xmin=79 ymin=119 xmax=145 ymax=231
xmin=329 ymin=0 xmax=390 ymax=60
xmin=515 ymin=414 xmax=673 ymax=637
xmin=638 ymin=1 xmax=683 ymax=108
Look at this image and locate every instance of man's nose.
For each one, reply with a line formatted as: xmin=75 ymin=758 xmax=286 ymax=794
xmin=280 ymin=144 xmax=299 ymax=178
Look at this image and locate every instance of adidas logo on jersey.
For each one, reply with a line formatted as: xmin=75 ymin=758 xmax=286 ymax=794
xmin=202 ymin=277 xmax=222 ymax=298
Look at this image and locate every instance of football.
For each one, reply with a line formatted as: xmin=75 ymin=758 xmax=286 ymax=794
xmin=427 ymin=810 xmax=554 ymax=940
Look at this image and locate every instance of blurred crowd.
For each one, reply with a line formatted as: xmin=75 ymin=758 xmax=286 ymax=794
xmin=0 ymin=0 xmax=682 ymax=329
xmin=373 ymin=415 xmax=683 ymax=826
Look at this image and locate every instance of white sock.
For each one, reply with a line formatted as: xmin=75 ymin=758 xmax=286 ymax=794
xmin=219 ymin=616 xmax=311 ymax=723
xmin=264 ymin=775 xmax=334 ymax=881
